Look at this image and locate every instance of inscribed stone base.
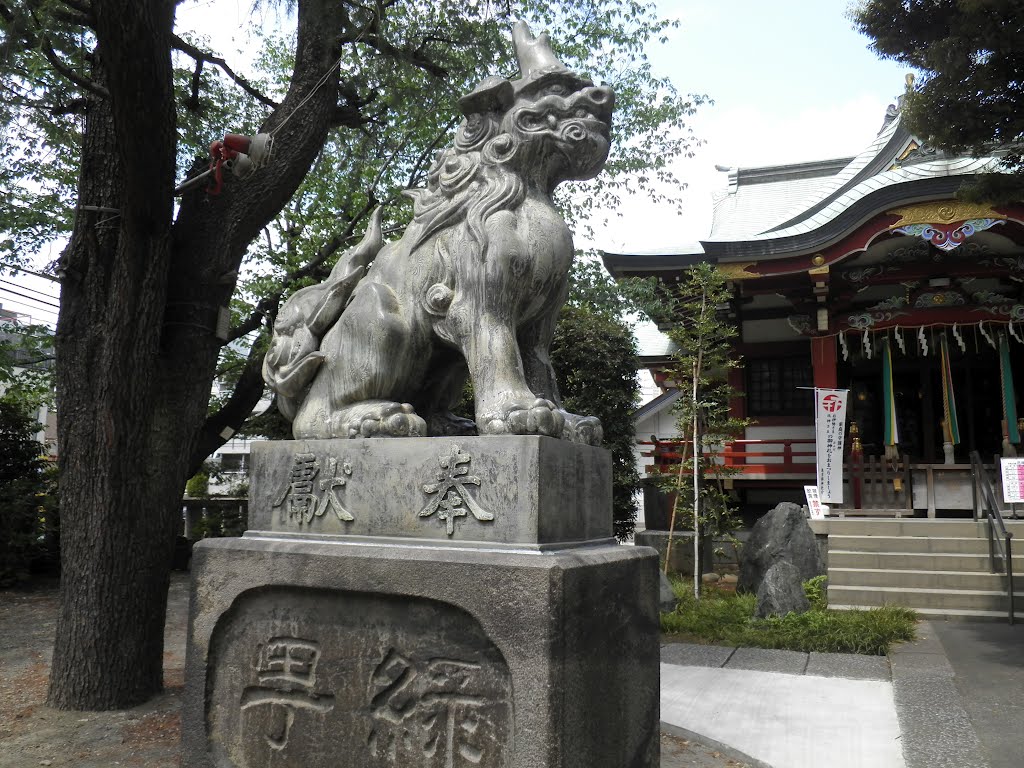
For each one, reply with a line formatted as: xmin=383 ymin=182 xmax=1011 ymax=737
xmin=247 ymin=436 xmax=614 ymax=546
xmin=181 ymin=536 xmax=660 ymax=768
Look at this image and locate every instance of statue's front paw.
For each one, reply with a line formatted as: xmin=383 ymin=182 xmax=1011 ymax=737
xmin=479 ymin=398 xmax=565 ymax=437
xmin=330 ymin=400 xmax=427 ymax=438
xmin=560 ymin=411 xmax=603 ymax=446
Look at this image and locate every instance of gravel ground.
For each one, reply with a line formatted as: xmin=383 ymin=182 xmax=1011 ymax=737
xmin=0 ymin=572 xmax=747 ymax=768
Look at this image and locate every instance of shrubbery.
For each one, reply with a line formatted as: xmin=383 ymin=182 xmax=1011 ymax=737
xmin=660 ymin=575 xmax=916 ymax=655
xmin=0 ymin=400 xmax=55 ymax=585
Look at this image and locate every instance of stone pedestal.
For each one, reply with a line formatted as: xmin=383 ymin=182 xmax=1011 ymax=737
xmin=182 ymin=436 xmax=660 ymax=768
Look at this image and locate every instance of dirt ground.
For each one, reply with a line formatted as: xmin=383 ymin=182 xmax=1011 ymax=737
xmin=0 ymin=573 xmax=747 ymax=768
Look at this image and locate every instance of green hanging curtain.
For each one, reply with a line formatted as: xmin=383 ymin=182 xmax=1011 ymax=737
xmin=939 ymin=334 xmax=960 ymax=445
xmin=999 ymin=332 xmax=1020 ymax=444
xmin=882 ymin=337 xmax=899 ymax=448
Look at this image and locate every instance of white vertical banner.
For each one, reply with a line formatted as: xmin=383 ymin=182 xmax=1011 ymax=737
xmin=815 ymin=388 xmax=849 ymax=504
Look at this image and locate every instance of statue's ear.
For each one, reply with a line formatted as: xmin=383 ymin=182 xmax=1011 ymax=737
xmin=458 ymin=76 xmax=515 ymax=116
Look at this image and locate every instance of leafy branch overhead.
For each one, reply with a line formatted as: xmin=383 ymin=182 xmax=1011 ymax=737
xmin=852 ymin=0 xmax=1024 ymax=200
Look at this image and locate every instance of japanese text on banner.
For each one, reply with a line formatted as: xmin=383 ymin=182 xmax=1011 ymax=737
xmin=815 ymin=389 xmax=848 ymax=504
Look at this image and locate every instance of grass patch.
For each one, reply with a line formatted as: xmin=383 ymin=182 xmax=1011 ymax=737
xmin=661 ymin=575 xmax=916 ymax=656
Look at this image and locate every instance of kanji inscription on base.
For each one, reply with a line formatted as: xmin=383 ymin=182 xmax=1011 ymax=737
xmin=420 ymin=445 xmax=495 ymax=536
xmin=207 ymin=588 xmax=511 ymax=768
xmin=273 ymin=452 xmax=355 ymax=525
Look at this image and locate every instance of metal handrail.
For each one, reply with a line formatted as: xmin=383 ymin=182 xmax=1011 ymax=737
xmin=970 ymin=451 xmax=1014 ymax=625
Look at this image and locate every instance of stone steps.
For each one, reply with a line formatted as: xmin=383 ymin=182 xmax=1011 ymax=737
xmin=810 ymin=518 xmax=1024 ymax=538
xmin=829 ymin=549 xmax=1023 ymax=572
xmin=828 ymin=534 xmax=992 ymax=554
xmin=828 ymin=584 xmax=1021 ymax=612
xmin=829 ymin=567 xmax=1022 ymax=591
xmin=816 ymin=518 xmax=1019 ymax=620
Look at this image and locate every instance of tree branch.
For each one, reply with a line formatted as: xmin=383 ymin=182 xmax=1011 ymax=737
xmin=171 ymin=34 xmax=278 ymax=110
xmin=360 ymin=31 xmax=450 ymax=79
xmin=38 ymin=34 xmax=109 ymax=98
xmin=189 ymin=339 xmax=268 ymax=476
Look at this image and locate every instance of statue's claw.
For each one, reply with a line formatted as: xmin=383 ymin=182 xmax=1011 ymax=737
xmin=560 ymin=411 xmax=603 ymax=446
xmin=479 ymin=398 xmax=564 ymax=438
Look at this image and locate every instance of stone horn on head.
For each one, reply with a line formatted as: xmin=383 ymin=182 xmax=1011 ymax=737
xmin=511 ymin=21 xmax=571 ymax=81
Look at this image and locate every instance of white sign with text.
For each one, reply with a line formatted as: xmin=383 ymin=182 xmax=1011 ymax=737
xmin=1001 ymin=458 xmax=1024 ymax=504
xmin=815 ymin=389 xmax=848 ymax=504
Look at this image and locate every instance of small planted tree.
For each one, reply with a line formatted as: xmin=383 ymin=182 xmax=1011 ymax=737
xmin=655 ymin=263 xmax=749 ymax=598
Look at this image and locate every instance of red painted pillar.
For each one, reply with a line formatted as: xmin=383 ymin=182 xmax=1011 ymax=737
xmin=811 ymin=336 xmax=838 ymax=389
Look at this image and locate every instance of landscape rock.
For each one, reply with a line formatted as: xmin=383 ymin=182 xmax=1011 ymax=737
xmin=701 ymin=572 xmax=721 ymax=583
xmin=755 ymin=561 xmax=811 ymax=618
xmin=738 ymin=501 xmax=825 ymax=594
xmin=659 ymin=571 xmax=679 ymax=612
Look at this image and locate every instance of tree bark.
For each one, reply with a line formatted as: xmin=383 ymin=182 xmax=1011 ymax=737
xmin=48 ymin=0 xmax=178 ymax=708
xmin=48 ymin=0 xmax=348 ymax=710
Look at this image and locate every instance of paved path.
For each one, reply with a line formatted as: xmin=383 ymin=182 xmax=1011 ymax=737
xmin=660 ymin=621 xmax=1019 ymax=768
xmin=660 ymin=646 xmax=902 ymax=768
xmin=928 ymin=621 xmax=1024 ymax=768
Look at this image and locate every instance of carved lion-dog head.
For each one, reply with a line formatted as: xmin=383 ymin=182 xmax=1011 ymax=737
xmin=453 ymin=22 xmax=614 ymax=189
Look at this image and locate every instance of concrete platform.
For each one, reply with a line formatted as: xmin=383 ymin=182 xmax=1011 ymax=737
xmin=659 ymin=623 xmax=1006 ymax=768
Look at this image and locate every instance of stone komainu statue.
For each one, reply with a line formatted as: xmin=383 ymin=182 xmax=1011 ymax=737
xmin=263 ymin=22 xmax=614 ymax=443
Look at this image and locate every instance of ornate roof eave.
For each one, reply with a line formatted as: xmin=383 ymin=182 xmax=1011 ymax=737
xmin=701 ymin=174 xmax=988 ymax=263
xmin=600 ymin=248 xmax=713 ymax=277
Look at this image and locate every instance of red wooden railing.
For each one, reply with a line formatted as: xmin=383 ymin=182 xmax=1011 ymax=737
xmin=638 ymin=437 xmax=816 ymax=477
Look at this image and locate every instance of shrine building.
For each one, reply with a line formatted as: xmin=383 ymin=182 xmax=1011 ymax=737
xmin=604 ymin=94 xmax=1024 ymax=519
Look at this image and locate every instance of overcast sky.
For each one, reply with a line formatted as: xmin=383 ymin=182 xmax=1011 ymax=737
xmin=596 ymin=0 xmax=909 ymax=252
xmin=3 ymin=0 xmax=909 ymax=326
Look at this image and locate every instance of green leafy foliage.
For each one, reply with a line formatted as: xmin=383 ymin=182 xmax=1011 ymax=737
xmin=0 ymin=321 xmax=55 ymax=411
xmin=0 ymin=398 xmax=52 ymax=585
xmin=184 ymin=471 xmax=210 ymax=499
xmin=852 ymin=0 xmax=1024 ymax=200
xmin=804 ymin=574 xmax=829 ymax=611
xmin=551 ymin=298 xmax=641 ymax=540
xmin=661 ymin=577 xmax=917 ymax=656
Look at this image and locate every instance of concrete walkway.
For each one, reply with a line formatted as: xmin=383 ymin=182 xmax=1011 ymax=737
xmin=660 ymin=646 xmax=903 ymax=768
xmin=928 ymin=621 xmax=1024 ymax=768
xmin=661 ymin=620 xmax=1017 ymax=768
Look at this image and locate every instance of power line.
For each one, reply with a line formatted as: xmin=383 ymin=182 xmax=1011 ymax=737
xmin=0 ymin=294 xmax=59 ymax=321
xmin=0 ymin=278 xmax=60 ymax=304
xmin=0 ymin=285 xmax=60 ymax=310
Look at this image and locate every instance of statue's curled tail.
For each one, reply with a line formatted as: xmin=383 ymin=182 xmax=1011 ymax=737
xmin=263 ymin=208 xmax=383 ymax=419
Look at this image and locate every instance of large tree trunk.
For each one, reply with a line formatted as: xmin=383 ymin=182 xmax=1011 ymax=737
xmin=48 ymin=0 xmax=179 ymax=709
xmin=48 ymin=0 xmax=346 ymax=710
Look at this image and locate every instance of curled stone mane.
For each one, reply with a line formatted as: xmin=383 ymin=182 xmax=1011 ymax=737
xmin=405 ymin=112 xmax=526 ymax=261
xmin=262 ymin=21 xmax=614 ymax=446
